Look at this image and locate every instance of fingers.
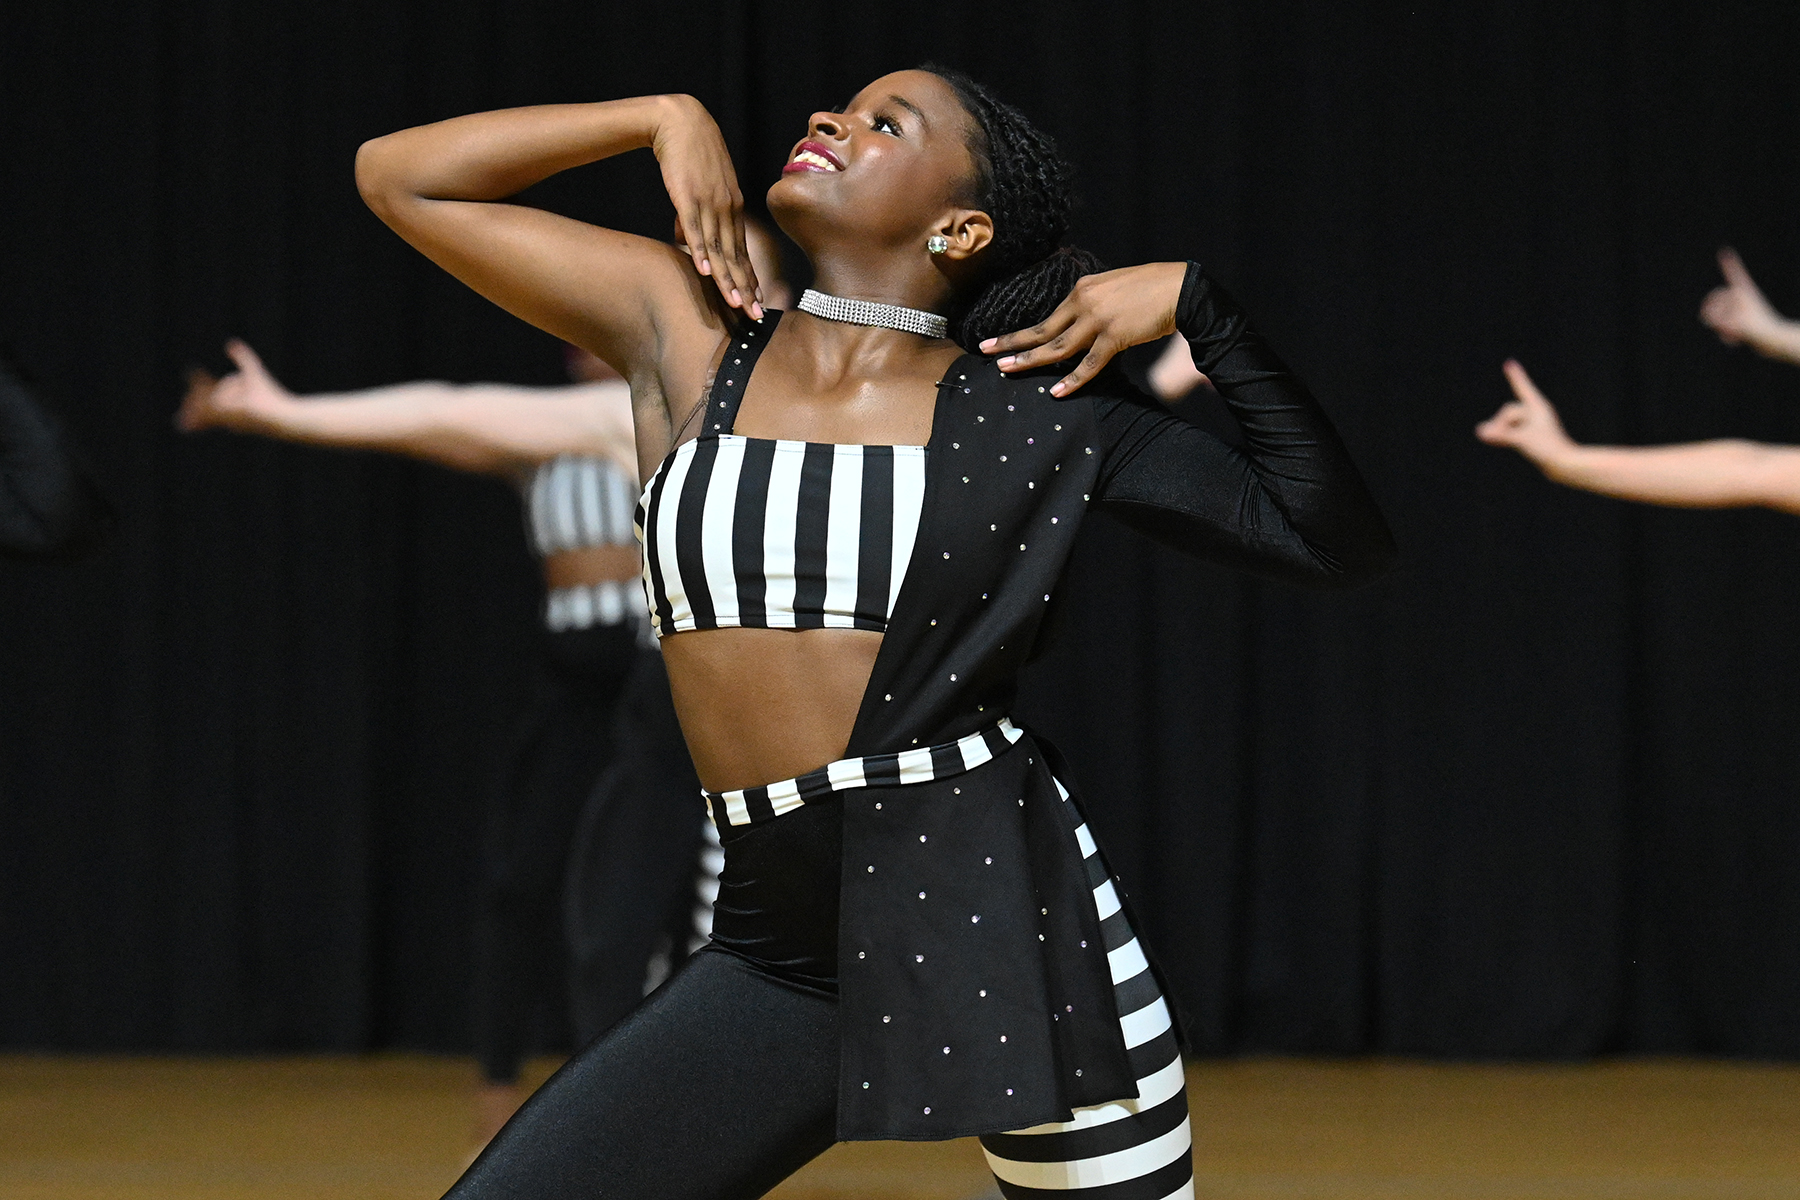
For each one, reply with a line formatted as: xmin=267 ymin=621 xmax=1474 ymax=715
xmin=724 ymin=203 xmax=763 ymax=316
xmin=224 ymin=338 xmax=266 ymax=377
xmin=686 ymin=197 xmax=762 ymax=319
xmin=1501 ymin=358 xmax=1548 ymax=408
xmin=1718 ymin=246 xmax=1757 ymax=292
xmin=996 ymin=319 xmax=1095 ymax=376
xmin=1475 ymin=403 xmax=1526 ymax=445
xmin=698 ymin=206 xmax=730 ymax=300
xmin=1701 ymin=287 xmax=1744 ymax=341
xmin=676 ymin=204 xmax=710 ymax=276
xmin=989 ymin=313 xmax=1085 ymax=373
xmin=1050 ymin=338 xmax=1122 ymax=397
xmin=675 ymin=203 xmax=722 ymax=304
xmin=979 ymin=300 xmax=1079 ymax=358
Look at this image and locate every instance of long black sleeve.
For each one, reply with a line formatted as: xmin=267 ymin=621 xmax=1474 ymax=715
xmin=0 ymin=353 xmax=114 ymax=559
xmin=1088 ymin=263 xmax=1395 ymax=587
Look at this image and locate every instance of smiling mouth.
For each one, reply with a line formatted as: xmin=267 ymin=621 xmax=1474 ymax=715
xmin=783 ymin=143 xmax=843 ymax=173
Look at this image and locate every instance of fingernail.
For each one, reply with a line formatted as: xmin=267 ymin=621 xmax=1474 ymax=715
xmin=979 ymin=338 xmax=998 ymax=352
xmin=1050 ymin=382 xmax=1065 ymax=395
xmin=997 ymin=356 xmax=1016 ymax=369
xmin=730 ymin=289 xmax=742 ymax=306
xmin=699 ymin=259 xmax=711 ymax=275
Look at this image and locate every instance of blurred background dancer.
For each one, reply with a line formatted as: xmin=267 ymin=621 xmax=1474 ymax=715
xmin=1 ymin=349 xmax=113 ymax=559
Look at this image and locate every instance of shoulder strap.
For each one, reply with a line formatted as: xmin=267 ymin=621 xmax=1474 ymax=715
xmin=703 ymin=309 xmax=782 ymax=436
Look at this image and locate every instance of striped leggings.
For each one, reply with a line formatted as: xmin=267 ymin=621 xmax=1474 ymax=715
xmin=450 ymin=787 xmax=1192 ymax=1200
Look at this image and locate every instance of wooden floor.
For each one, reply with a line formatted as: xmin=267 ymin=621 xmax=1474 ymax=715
xmin=4 ymin=1055 xmax=1800 ymax=1199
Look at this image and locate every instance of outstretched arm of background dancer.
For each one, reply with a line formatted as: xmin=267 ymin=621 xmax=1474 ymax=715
xmin=354 ymin=95 xmax=754 ymax=440
xmin=1700 ymin=249 xmax=1800 ymax=367
xmin=1478 ymin=359 xmax=1800 ymax=515
xmin=177 ymin=340 xmax=636 ymax=478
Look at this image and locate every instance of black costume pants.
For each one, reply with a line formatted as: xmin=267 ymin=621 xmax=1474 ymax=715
xmin=455 ymin=948 xmax=841 ymax=1200
xmin=472 ymin=623 xmax=638 ymax=1084
xmin=563 ymin=649 xmax=710 ymax=1043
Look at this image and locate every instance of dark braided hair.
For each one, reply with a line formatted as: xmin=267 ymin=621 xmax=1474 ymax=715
xmin=920 ymin=65 xmax=1102 ymax=351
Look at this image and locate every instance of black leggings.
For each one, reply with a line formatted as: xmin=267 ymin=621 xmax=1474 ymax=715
xmin=453 ymin=948 xmax=840 ymax=1200
xmin=464 ymin=800 xmax=845 ymax=1198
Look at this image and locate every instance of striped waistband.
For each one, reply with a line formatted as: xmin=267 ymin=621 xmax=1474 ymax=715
xmin=704 ymin=718 xmax=1023 ymax=829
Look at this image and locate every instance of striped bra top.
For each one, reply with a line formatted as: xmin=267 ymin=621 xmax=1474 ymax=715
xmin=524 ymin=450 xmax=647 ymax=633
xmin=525 ymin=452 xmax=639 ymax=557
xmin=636 ymin=311 xmax=927 ymax=638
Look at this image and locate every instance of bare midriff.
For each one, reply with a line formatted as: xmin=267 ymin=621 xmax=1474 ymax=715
xmin=541 ymin=543 xmax=643 ymax=589
xmin=660 ymin=627 xmax=883 ymax=793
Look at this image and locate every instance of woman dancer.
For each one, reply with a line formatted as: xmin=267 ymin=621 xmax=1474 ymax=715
xmin=1480 ymin=250 xmax=1800 ymax=511
xmin=177 ymin=341 xmax=704 ymax=1145
xmin=355 ymin=68 xmax=1394 ymax=1199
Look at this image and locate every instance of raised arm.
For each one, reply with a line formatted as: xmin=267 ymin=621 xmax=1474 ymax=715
xmin=984 ymin=262 xmax=1396 ymax=587
xmin=1478 ymin=359 xmax=1800 ymax=514
xmin=0 ymin=352 xmax=113 ymax=558
xmin=178 ymin=340 xmax=637 ymax=479
xmin=354 ymin=95 xmax=758 ymax=446
xmin=1700 ymin=249 xmax=1800 ymax=367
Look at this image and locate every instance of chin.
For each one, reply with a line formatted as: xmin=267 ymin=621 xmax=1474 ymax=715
xmin=766 ymin=179 xmax=827 ymax=255
xmin=766 ymin=173 xmax=814 ymax=218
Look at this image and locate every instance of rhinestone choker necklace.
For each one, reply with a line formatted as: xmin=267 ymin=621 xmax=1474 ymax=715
xmin=797 ymin=289 xmax=949 ymax=339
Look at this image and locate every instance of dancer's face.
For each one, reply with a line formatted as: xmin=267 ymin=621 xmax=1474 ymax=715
xmin=767 ymin=70 xmax=992 ymax=268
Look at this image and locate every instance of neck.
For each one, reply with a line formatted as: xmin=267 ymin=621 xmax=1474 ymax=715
xmin=806 ymin=245 xmax=955 ymax=315
xmin=785 ymin=308 xmax=947 ymax=375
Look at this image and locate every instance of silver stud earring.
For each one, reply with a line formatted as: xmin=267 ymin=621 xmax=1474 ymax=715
xmin=927 ymin=234 xmax=950 ymax=254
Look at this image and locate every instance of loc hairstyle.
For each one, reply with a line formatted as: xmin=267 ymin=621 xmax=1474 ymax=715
xmin=920 ymin=65 xmax=1102 ymax=351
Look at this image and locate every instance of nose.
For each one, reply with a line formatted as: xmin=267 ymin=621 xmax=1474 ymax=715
xmin=808 ymin=111 xmax=846 ymax=142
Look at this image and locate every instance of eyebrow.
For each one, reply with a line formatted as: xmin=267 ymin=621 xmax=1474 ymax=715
xmin=889 ymin=94 xmax=930 ymax=129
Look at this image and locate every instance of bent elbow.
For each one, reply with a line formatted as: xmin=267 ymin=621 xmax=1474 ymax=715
xmin=1325 ymin=531 xmax=1398 ymax=589
xmin=354 ymin=136 xmax=403 ymax=217
xmin=1294 ymin=516 xmax=1398 ymax=590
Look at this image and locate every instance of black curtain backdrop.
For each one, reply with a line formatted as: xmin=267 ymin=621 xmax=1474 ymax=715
xmin=3 ymin=1 xmax=1798 ymax=1057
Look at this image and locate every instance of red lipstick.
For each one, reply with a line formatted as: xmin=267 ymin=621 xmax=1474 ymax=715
xmin=783 ymin=140 xmax=845 ymax=174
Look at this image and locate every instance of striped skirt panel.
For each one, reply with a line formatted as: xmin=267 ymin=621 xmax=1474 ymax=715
xmin=977 ymin=778 xmax=1194 ymax=1200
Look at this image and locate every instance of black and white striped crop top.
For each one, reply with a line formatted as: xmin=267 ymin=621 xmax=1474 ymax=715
xmin=635 ymin=311 xmax=927 ymax=638
xmin=526 ymin=453 xmax=639 ymax=556
xmin=524 ymin=450 xmax=646 ymax=633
